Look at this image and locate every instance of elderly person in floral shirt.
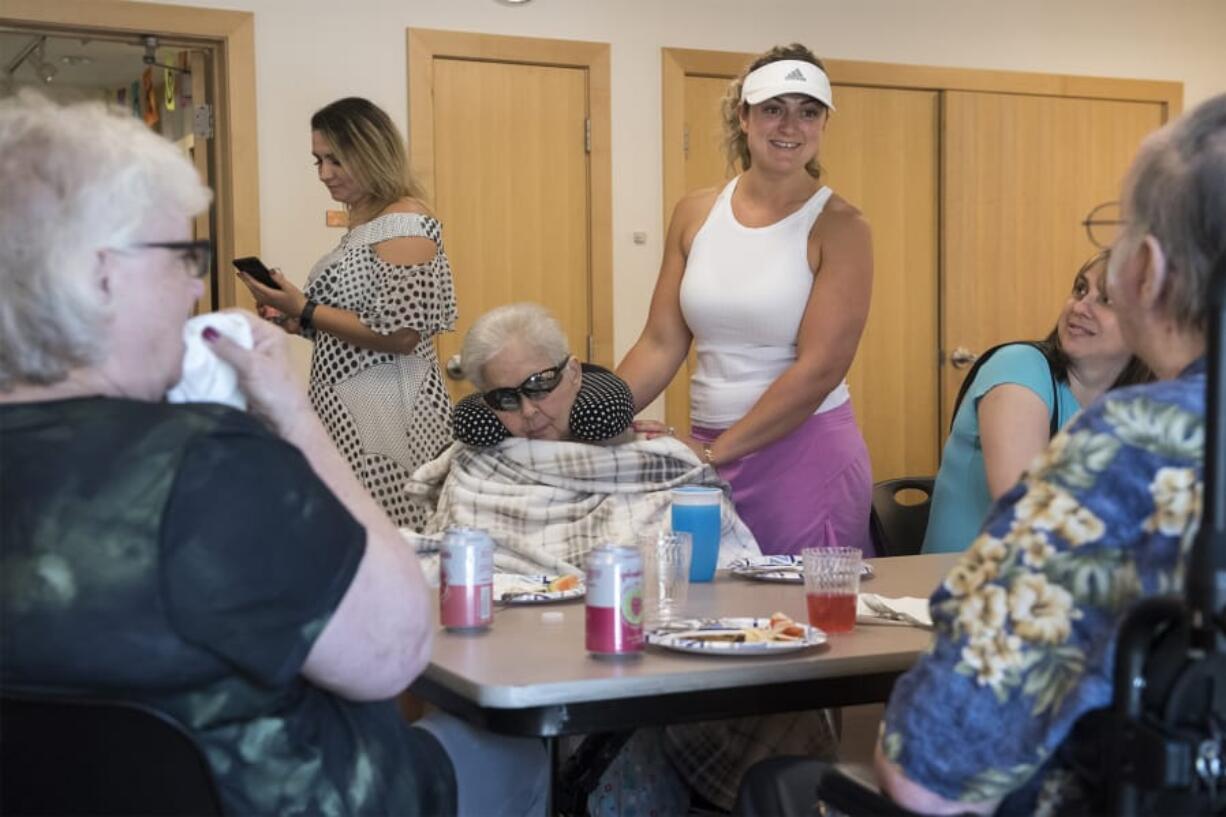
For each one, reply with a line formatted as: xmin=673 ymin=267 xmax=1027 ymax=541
xmin=875 ymin=92 xmax=1226 ymax=815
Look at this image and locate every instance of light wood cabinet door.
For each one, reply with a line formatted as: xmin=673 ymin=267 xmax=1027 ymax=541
xmin=430 ymin=58 xmax=591 ymax=403
xmin=940 ymin=92 xmax=1165 ymax=430
xmin=409 ymin=30 xmax=613 ymax=405
xmin=661 ymin=75 xmax=733 ymax=438
xmin=824 ymin=86 xmax=940 ymax=482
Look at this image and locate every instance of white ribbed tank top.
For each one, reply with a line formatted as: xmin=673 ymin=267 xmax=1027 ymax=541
xmin=679 ymin=176 xmax=851 ymax=427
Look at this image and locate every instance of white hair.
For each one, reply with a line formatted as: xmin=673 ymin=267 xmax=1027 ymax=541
xmin=0 ymin=92 xmax=211 ymax=389
xmin=1124 ymin=92 xmax=1226 ymax=333
xmin=460 ymin=302 xmax=569 ymax=391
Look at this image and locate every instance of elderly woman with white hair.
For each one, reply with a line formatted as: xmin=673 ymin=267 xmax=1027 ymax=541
xmin=412 ymin=301 xmax=762 ymax=578
xmin=0 ymin=95 xmax=548 ymax=817
xmin=451 ymin=302 xmax=635 ymax=445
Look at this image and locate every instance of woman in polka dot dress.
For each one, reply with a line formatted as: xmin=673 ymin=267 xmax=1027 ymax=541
xmin=238 ymin=97 xmax=456 ymax=530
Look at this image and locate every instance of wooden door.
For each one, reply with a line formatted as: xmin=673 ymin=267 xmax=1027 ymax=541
xmin=662 ymin=75 xmax=734 ymax=437
xmin=823 ymin=87 xmax=939 ymax=481
xmin=431 ymin=58 xmax=588 ymax=402
xmin=408 ymin=29 xmax=613 ymax=405
xmin=188 ymin=49 xmax=215 ymax=314
xmin=940 ymin=92 xmax=1166 ymax=430
xmin=667 ymin=70 xmax=941 ymax=481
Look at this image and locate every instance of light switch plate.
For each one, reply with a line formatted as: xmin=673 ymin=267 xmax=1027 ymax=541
xmin=325 ymin=210 xmax=348 ymax=228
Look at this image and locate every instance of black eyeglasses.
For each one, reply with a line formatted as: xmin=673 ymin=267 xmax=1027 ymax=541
xmin=482 ymin=359 xmax=570 ymax=411
xmin=113 ymin=240 xmax=213 ymax=280
xmin=1083 ymin=202 xmax=1125 ymax=250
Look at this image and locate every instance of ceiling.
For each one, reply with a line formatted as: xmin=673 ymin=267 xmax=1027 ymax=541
xmin=0 ymin=29 xmax=185 ymax=91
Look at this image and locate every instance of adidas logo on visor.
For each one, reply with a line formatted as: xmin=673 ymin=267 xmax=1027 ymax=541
xmin=784 ymin=68 xmax=806 ymax=81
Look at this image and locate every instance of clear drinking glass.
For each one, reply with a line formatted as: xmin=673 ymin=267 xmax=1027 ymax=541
xmin=802 ymin=547 xmax=861 ymax=633
xmin=639 ymin=530 xmax=692 ymax=628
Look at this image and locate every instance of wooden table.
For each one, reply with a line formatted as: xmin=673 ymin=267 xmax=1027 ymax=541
xmin=411 ymin=553 xmax=958 ymax=737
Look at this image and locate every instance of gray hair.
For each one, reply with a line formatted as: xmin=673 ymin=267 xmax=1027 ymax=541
xmin=0 ymin=92 xmax=211 ymax=390
xmin=1124 ymin=92 xmax=1226 ymax=333
xmin=460 ymin=302 xmax=569 ymax=391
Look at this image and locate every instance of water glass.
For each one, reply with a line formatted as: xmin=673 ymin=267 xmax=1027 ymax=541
xmin=802 ymin=547 xmax=861 ymax=633
xmin=639 ymin=531 xmax=692 ymax=627
xmin=670 ymin=486 xmax=721 ymax=582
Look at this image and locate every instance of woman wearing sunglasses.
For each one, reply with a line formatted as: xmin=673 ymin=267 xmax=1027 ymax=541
xmin=452 ymin=302 xmax=634 ymax=446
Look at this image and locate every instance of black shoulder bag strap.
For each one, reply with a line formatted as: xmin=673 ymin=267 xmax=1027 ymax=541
xmin=950 ymin=341 xmax=1060 ymax=438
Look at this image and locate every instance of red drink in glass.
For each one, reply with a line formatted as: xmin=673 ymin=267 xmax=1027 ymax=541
xmin=806 ymin=592 xmax=856 ymax=633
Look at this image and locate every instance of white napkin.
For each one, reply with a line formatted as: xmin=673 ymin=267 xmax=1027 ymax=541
xmin=166 ymin=313 xmax=253 ymax=410
xmin=855 ymin=593 xmax=933 ymax=628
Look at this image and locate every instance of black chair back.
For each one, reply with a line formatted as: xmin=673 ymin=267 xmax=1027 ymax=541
xmin=0 ymin=691 xmax=225 ymax=816
xmin=869 ymin=477 xmax=935 ymax=557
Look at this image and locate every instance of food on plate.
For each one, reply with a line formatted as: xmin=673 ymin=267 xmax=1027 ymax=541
xmin=547 ymin=574 xmax=581 ymax=593
xmin=679 ymin=613 xmax=808 ymax=644
xmin=768 ymin=611 xmax=807 ymax=640
xmin=687 ymin=632 xmax=747 ymax=644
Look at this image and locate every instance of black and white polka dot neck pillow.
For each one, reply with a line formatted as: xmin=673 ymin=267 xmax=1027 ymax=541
xmin=452 ymin=365 xmax=635 ymax=447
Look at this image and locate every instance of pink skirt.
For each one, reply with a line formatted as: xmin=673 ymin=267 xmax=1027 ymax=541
xmin=693 ymin=402 xmax=875 ymax=557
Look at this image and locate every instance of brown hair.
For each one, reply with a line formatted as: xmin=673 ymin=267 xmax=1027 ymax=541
xmin=721 ymin=43 xmax=829 ymax=180
xmin=310 ymin=97 xmax=424 ymax=226
xmin=1035 ymin=252 xmax=1153 ymax=389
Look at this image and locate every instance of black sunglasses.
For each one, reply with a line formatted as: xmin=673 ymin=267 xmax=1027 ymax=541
xmin=482 ymin=358 xmax=570 ymax=411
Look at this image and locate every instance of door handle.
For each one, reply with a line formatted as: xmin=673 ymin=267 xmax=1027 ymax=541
xmin=950 ymin=346 xmax=978 ymax=369
xmin=445 ymin=354 xmax=464 ymax=381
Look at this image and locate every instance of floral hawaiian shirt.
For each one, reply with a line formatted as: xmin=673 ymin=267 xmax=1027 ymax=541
xmin=882 ymin=357 xmax=1206 ymax=815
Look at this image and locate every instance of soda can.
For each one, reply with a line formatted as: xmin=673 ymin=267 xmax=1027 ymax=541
xmin=439 ymin=527 xmax=494 ymax=631
xmin=585 ymin=544 xmax=644 ymax=657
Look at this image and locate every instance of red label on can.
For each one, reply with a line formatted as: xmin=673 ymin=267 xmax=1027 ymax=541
xmin=440 ymin=530 xmax=493 ymax=630
xmin=585 ymin=546 xmax=644 ymax=655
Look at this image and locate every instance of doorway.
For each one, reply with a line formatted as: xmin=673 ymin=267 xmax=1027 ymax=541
xmin=407 ymin=28 xmax=614 ymax=403
xmin=1 ymin=0 xmax=262 ymax=312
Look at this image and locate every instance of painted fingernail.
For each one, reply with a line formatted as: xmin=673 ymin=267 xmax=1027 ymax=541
xmin=202 ymin=327 xmax=219 ymax=341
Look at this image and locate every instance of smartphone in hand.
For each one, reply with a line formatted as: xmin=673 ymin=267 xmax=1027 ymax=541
xmin=232 ymin=256 xmax=282 ymax=290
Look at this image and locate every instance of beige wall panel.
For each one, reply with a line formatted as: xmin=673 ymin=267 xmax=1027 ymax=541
xmin=941 ymin=92 xmax=1166 ymax=430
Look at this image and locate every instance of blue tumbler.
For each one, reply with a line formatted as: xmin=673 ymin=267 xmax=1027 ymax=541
xmin=670 ymin=486 xmax=722 ymax=582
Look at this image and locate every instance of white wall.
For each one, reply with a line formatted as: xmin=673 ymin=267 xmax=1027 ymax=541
xmin=134 ymin=0 xmax=1226 ymax=400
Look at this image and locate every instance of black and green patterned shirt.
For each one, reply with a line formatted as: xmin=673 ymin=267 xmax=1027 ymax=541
xmin=0 ymin=398 xmax=455 ymax=815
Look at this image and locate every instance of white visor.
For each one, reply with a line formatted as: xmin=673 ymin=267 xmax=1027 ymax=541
xmin=740 ymin=59 xmax=835 ymax=111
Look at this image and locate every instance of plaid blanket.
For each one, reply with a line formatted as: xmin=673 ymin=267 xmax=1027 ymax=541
xmin=406 ymin=436 xmax=761 ymax=575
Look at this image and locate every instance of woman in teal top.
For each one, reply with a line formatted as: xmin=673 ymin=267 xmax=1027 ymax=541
xmin=922 ymin=254 xmax=1151 ymax=553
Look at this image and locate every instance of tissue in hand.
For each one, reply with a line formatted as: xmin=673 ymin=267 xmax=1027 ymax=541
xmin=166 ymin=313 xmax=253 ymax=410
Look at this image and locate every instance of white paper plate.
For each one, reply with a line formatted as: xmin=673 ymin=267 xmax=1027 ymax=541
xmin=494 ymin=574 xmax=585 ymax=604
xmin=727 ymin=556 xmax=874 ymax=583
xmin=645 ymin=617 xmax=827 ymax=656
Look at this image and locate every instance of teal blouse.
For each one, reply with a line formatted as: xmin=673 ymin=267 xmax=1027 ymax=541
xmin=922 ymin=344 xmax=1079 ymax=554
